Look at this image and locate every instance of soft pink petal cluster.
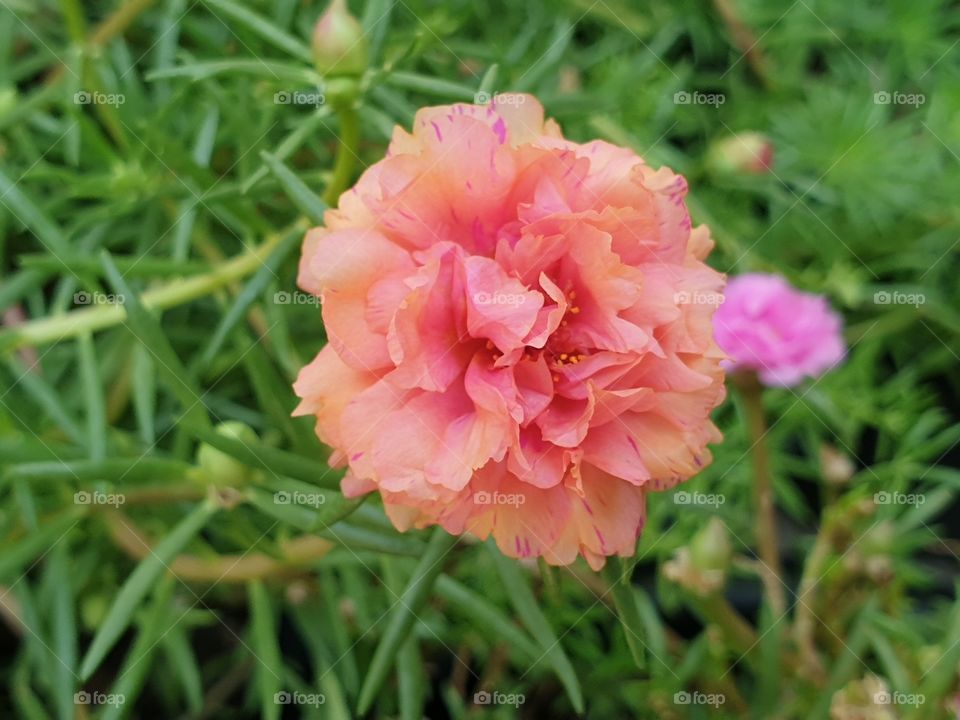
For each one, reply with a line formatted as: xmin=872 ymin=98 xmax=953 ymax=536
xmin=714 ymin=273 xmax=845 ymax=387
xmin=294 ymin=95 xmax=726 ymax=568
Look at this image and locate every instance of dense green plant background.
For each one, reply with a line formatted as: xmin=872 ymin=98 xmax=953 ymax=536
xmin=0 ymin=0 xmax=958 ymax=718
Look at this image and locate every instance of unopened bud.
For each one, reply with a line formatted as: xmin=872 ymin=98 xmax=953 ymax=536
xmin=196 ymin=421 xmax=258 ymax=485
xmin=312 ymin=0 xmax=368 ymax=77
xmin=706 ymin=131 xmax=773 ymax=175
xmin=690 ymin=517 xmax=732 ymax=574
xmin=664 ymin=518 xmax=732 ymax=596
xmin=820 ymin=444 xmax=855 ymax=485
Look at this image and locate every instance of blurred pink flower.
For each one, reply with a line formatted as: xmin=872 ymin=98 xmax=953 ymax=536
xmin=714 ymin=273 xmax=845 ymax=387
xmin=293 ymin=95 xmax=726 ymax=569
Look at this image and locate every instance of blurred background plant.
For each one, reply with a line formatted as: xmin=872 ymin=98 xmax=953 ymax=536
xmin=0 ymin=0 xmax=958 ymax=718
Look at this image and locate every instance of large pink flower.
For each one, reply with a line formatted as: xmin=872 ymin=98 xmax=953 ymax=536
xmin=293 ymin=95 xmax=726 ymax=569
xmin=714 ymin=273 xmax=845 ymax=387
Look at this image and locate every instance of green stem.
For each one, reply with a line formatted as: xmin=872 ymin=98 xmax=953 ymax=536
xmin=0 ymin=225 xmax=302 ymax=353
xmin=694 ymin=592 xmax=759 ymax=663
xmin=537 ymin=556 xmax=562 ymax=605
xmin=89 ymin=0 xmax=155 ymax=47
xmin=323 ymin=102 xmax=360 ymax=206
xmin=711 ymin=0 xmax=772 ymax=88
xmin=106 ymin=510 xmax=335 ymax=582
xmin=734 ymin=372 xmax=786 ymax=617
xmin=602 ymin=558 xmax=647 ymax=671
xmin=47 ymin=0 xmax=156 ymax=84
xmin=793 ymin=509 xmax=838 ymax=682
xmin=57 ymin=0 xmax=88 ymax=45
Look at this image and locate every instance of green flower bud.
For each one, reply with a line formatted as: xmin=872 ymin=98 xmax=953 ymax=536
xmin=689 ymin=516 xmax=732 ymax=575
xmin=311 ymin=0 xmax=368 ymax=78
xmin=663 ymin=518 xmax=732 ymax=596
xmin=706 ymin=131 xmax=773 ymax=175
xmin=196 ymin=421 xmax=259 ymax=486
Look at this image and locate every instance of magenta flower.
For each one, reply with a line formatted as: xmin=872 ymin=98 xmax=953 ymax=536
xmin=714 ymin=273 xmax=845 ymax=387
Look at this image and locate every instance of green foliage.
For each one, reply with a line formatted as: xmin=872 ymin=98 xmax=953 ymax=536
xmin=0 ymin=0 xmax=957 ymax=718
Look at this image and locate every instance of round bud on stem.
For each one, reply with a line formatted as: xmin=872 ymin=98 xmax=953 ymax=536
xmin=706 ymin=131 xmax=774 ymax=175
xmin=312 ymin=0 xmax=368 ymax=77
xmin=197 ymin=421 xmax=259 ymax=486
xmin=820 ymin=444 xmax=855 ymax=486
xmin=663 ymin=517 xmax=732 ymax=596
xmin=689 ymin=516 xmax=733 ymax=576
